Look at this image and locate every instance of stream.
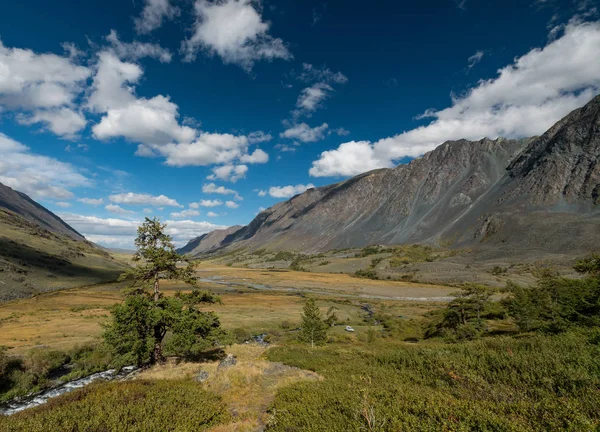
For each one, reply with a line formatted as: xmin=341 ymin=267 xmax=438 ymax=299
xmin=0 ymin=366 xmax=137 ymax=416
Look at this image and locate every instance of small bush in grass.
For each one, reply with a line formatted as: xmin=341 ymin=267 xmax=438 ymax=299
xmin=0 ymin=380 xmax=230 ymax=431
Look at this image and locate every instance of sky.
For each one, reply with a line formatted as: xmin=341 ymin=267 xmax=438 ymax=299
xmin=0 ymin=0 xmax=599 ymax=248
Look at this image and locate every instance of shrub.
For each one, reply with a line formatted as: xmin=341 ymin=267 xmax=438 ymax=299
xmin=354 ymin=269 xmax=379 ymax=280
xmin=0 ymin=380 xmax=230 ymax=431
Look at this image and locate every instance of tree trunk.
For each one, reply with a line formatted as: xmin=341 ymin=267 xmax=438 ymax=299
xmin=154 ymin=274 xmax=160 ymax=302
xmin=153 ymin=325 xmax=164 ymax=364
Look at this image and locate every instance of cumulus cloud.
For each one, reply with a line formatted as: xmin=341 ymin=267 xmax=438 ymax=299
xmin=59 ymin=213 xmax=226 ymax=248
xmin=54 ymin=202 xmax=71 ymax=208
xmin=105 ymin=203 xmax=136 ymax=215
xmin=197 ymin=199 xmax=223 ymax=207
xmin=109 ymin=192 xmax=182 ymax=207
xmin=0 ymin=39 xmax=90 ymax=137
xmin=170 ymin=209 xmax=201 ymax=219
xmin=106 ymin=30 xmax=172 ymax=63
xmin=239 ymin=148 xmax=269 ymax=163
xmin=310 ymin=19 xmax=600 ymax=177
xmin=281 ymin=122 xmax=328 ymax=142
xmin=17 ymin=107 xmax=86 ymax=137
xmin=78 ymin=197 xmax=104 ymax=205
xmin=225 ymin=200 xmax=239 ymax=208
xmin=293 ymin=83 xmax=333 ymax=117
xmin=206 ymin=211 xmax=219 ymax=217
xmin=268 ymin=183 xmax=315 ymax=198
xmin=202 ymin=183 xmax=242 ymax=200
xmin=134 ymin=0 xmax=179 ymax=34
xmin=181 ymin=0 xmax=292 ymax=70
xmin=207 ymin=164 xmax=248 ymax=182
xmin=257 ymin=190 xmax=266 ymax=197
xmin=0 ymin=133 xmax=90 ymax=200
xmin=247 ymin=131 xmax=272 ymax=143
xmin=89 ymin=51 xmax=195 ymax=146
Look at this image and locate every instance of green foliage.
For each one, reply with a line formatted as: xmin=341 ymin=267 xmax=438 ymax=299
xmin=491 ymin=266 xmax=508 ymax=275
xmin=356 ymin=245 xmax=382 ymax=258
xmin=103 ymin=218 xmax=226 ymax=366
xmin=300 ymin=299 xmax=328 ymax=347
xmin=266 ymin=331 xmax=600 ymax=431
xmin=268 ymin=251 xmax=297 ymax=262
xmin=574 ymin=253 xmax=600 ymax=276
xmin=0 ymin=344 xmax=113 ymax=403
xmin=427 ymin=284 xmax=494 ymax=340
xmin=354 ymin=269 xmax=379 ymax=280
xmin=504 ymin=277 xmax=600 ymax=333
xmin=0 ymin=380 xmax=230 ymax=431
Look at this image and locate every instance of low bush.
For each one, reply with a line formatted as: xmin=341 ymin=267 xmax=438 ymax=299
xmin=265 ymin=331 xmax=600 ymax=431
xmin=0 ymin=380 xmax=230 ymax=431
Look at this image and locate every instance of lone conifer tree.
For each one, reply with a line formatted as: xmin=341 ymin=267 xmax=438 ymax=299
xmin=300 ymin=298 xmax=328 ymax=347
xmin=104 ymin=218 xmax=227 ymax=366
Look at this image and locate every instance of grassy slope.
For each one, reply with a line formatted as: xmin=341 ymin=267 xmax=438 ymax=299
xmin=0 ymin=209 xmax=126 ymax=301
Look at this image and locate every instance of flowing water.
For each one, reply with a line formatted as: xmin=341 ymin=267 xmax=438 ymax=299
xmin=0 ymin=366 xmax=137 ymax=416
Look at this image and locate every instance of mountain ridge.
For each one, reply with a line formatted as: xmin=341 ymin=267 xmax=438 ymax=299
xmin=179 ymin=95 xmax=600 ymax=258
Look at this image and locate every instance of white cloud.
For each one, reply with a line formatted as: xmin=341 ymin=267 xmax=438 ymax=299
xmin=206 ymin=211 xmax=219 ymax=217
xmin=170 ymin=209 xmax=201 ymax=219
xmin=281 ymin=122 xmax=328 ymax=142
xmin=225 ymin=200 xmax=239 ymax=208
xmin=0 ymin=133 xmax=90 ymax=199
xmin=0 ymin=39 xmax=90 ymax=137
xmin=54 ymin=201 xmax=71 ymax=208
xmin=88 ymin=51 xmax=196 ymax=147
xmin=106 ymin=204 xmax=136 ymax=215
xmin=181 ymin=0 xmax=292 ymax=70
xmin=159 ymin=133 xmax=245 ymax=166
xmin=78 ymin=197 xmax=104 ymax=205
xmin=143 ymin=208 xmax=154 ymax=214
xmin=134 ymin=0 xmax=179 ymax=34
xmin=109 ymin=192 xmax=182 ymax=207
xmin=309 ymin=141 xmax=395 ymax=177
xmin=197 ymin=199 xmax=223 ymax=207
xmin=202 ymin=183 xmax=242 ymax=200
xmin=239 ymin=148 xmax=269 ymax=163
xmin=268 ymin=183 xmax=315 ymax=198
xmin=297 ymin=63 xmax=348 ymax=84
xmin=258 ymin=190 xmax=266 ymax=197
xmin=59 ymin=213 xmax=226 ymax=248
xmin=106 ymin=30 xmax=172 ymax=63
xmin=17 ymin=107 xmax=86 ymax=137
xmin=293 ymin=83 xmax=332 ymax=117
xmin=310 ymin=19 xmax=600 ymax=177
xmin=247 ymin=131 xmax=272 ymax=143
xmin=207 ymin=164 xmax=248 ymax=182
xmin=467 ymin=50 xmax=485 ymax=69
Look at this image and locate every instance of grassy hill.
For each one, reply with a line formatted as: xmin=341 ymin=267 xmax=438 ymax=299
xmin=0 ymin=208 xmax=126 ymax=301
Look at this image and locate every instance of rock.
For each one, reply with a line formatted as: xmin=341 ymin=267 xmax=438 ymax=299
xmin=217 ymin=354 xmax=237 ymax=370
xmin=196 ymin=371 xmax=209 ymax=382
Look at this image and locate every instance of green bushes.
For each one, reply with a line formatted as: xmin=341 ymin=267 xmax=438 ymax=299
xmin=266 ymin=332 xmax=600 ymax=431
xmin=0 ymin=380 xmax=230 ymax=431
xmin=354 ymin=269 xmax=379 ymax=280
xmin=0 ymin=343 xmax=113 ymax=403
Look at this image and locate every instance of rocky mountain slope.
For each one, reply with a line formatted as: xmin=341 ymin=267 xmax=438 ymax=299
xmin=0 ymin=183 xmax=126 ymax=300
xmin=178 ymin=225 xmax=243 ymax=256
xmin=180 ymin=95 xmax=600 ymax=259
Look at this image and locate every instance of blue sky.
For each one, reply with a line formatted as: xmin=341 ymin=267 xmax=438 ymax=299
xmin=0 ymin=0 xmax=599 ymax=248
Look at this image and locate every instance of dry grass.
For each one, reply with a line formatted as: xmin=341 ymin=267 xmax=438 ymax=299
xmin=196 ymin=262 xmax=454 ymax=299
xmin=137 ymin=344 xmax=322 ymax=431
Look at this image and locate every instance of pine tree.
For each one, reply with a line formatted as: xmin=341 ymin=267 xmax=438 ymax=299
xmin=300 ymin=298 xmax=328 ymax=348
xmin=104 ymin=218 xmax=227 ymax=366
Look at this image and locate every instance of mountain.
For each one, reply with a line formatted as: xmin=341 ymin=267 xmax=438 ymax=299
xmin=180 ymin=95 xmax=600 ymax=259
xmin=178 ymin=225 xmax=243 ymax=256
xmin=0 ymin=183 xmax=126 ymax=300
